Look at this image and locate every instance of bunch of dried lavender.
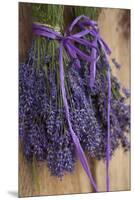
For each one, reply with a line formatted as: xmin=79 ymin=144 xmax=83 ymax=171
xmin=19 ymin=38 xmax=130 ymax=177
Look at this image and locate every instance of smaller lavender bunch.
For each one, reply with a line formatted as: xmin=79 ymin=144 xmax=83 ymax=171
xmin=19 ymin=41 xmax=49 ymax=160
xmin=81 ymin=53 xmax=130 ymax=159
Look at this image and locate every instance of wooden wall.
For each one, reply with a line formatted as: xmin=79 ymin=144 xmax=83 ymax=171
xmin=19 ymin=4 xmax=130 ymax=197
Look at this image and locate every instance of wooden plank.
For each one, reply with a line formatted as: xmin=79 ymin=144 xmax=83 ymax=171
xmin=19 ymin=2 xmax=32 ymax=62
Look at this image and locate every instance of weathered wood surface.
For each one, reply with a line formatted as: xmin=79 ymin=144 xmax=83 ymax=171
xmin=19 ymin=6 xmax=130 ymax=197
xmin=19 ymin=2 xmax=32 ymax=63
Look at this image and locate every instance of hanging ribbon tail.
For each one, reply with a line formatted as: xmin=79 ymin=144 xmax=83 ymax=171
xmin=59 ymin=42 xmax=98 ymax=192
xmin=65 ymin=43 xmax=81 ymax=68
xmin=99 ymin=38 xmax=111 ymax=192
xmin=72 ymin=134 xmax=98 ymax=192
xmin=106 ymin=64 xmax=111 ymax=192
xmin=93 ymin=31 xmax=112 ymax=191
xmin=90 ymin=38 xmax=98 ymax=88
xmin=99 ymin=38 xmax=112 ymax=56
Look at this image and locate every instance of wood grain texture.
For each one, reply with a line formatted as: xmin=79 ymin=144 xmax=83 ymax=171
xmin=19 ymin=6 xmax=130 ymax=197
xmin=19 ymin=2 xmax=32 ymax=62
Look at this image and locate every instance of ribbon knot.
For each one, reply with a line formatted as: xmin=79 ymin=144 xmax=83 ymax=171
xmin=33 ymin=15 xmax=111 ymax=192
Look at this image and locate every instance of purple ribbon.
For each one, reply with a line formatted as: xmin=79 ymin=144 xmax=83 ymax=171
xmin=106 ymin=57 xmax=111 ymax=192
xmin=33 ymin=15 xmax=111 ymax=192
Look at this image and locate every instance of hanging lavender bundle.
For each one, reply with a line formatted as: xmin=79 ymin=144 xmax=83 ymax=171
xmin=19 ymin=15 xmax=130 ymax=191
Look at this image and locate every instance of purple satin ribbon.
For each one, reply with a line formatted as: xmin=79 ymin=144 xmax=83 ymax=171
xmin=33 ymin=15 xmax=111 ymax=192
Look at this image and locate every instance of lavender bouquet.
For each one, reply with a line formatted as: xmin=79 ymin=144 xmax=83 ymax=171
xmin=19 ymin=16 xmax=130 ymax=191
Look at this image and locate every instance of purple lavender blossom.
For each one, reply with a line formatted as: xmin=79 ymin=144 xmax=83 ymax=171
xmin=19 ymin=39 xmax=130 ymax=177
xmin=112 ymin=58 xmax=121 ymax=69
xmin=122 ymin=87 xmax=130 ymax=98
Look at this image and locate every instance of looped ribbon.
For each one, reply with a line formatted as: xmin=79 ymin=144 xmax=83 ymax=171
xmin=33 ymin=15 xmax=111 ymax=192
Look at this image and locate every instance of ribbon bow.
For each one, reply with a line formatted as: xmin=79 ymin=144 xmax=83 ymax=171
xmin=33 ymin=15 xmax=111 ymax=192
